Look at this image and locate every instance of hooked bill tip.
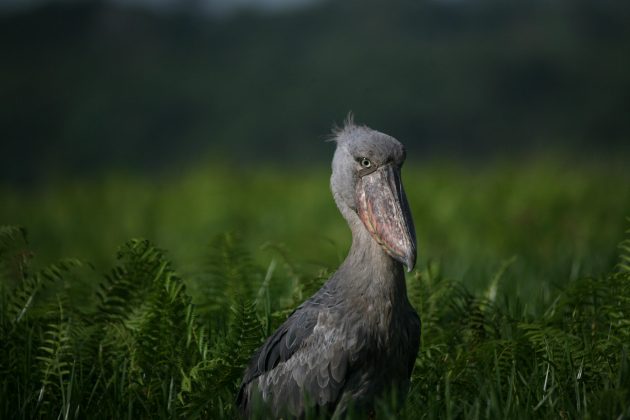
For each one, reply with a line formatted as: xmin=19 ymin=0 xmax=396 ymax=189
xmin=405 ymin=255 xmax=416 ymax=272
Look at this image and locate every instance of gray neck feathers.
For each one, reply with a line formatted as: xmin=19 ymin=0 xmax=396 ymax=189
xmin=335 ymin=202 xmax=408 ymax=303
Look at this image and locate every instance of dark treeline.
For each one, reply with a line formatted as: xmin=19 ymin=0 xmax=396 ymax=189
xmin=1 ymin=0 xmax=629 ymax=184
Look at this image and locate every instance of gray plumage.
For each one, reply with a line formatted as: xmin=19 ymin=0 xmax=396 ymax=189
xmin=237 ymin=117 xmax=421 ymax=418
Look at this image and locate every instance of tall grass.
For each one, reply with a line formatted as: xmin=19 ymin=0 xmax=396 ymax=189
xmin=1 ymin=161 xmax=629 ymax=418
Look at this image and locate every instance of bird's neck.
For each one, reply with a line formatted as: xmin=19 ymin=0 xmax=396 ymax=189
xmin=338 ymin=212 xmax=408 ymax=302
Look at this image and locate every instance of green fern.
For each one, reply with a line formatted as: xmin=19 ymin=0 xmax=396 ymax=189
xmin=2 ymin=220 xmax=630 ymax=419
xmin=180 ymin=297 xmax=262 ymax=417
xmin=35 ymin=300 xmax=73 ymax=418
xmin=194 ymin=233 xmax=261 ymax=332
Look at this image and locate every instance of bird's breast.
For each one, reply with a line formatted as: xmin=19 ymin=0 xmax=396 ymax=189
xmin=348 ymin=295 xmax=416 ymax=356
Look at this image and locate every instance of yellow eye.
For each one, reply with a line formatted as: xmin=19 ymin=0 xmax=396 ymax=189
xmin=360 ymin=158 xmax=372 ymax=168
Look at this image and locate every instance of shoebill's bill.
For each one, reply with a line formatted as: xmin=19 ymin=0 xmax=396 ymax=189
xmin=237 ymin=117 xmax=420 ymax=418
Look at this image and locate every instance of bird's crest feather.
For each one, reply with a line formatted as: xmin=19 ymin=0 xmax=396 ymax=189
xmin=329 ymin=111 xmax=365 ymax=144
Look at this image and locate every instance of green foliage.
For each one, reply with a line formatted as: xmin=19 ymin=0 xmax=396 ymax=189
xmin=1 ymin=163 xmax=629 ymax=418
xmin=403 ymin=232 xmax=630 ymax=419
xmin=1 ymin=223 xmax=629 ymax=418
xmin=0 ymin=228 xmax=266 ymax=418
xmin=2 ymin=162 xmax=627 ymax=308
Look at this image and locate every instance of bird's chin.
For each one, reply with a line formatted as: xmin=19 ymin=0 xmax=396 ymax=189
xmin=356 ymin=165 xmax=417 ymax=272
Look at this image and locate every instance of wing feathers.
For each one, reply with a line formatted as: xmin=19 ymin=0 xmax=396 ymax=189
xmin=238 ymin=305 xmax=351 ymax=417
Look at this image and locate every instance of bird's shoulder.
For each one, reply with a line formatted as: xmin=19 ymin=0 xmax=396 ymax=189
xmin=237 ymin=280 xmax=359 ymax=415
xmin=240 ymin=280 xmax=350 ymax=384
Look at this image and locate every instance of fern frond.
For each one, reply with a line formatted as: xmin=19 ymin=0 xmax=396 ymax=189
xmin=180 ymin=297 xmax=262 ymax=417
xmin=96 ymin=239 xmax=164 ymax=322
xmin=91 ymin=238 xmax=208 ymax=417
xmin=34 ymin=299 xmax=73 ymax=418
xmin=6 ymin=259 xmax=81 ymax=325
xmin=193 ymin=233 xmax=262 ymax=332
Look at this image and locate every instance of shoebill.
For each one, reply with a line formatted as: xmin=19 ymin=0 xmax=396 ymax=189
xmin=237 ymin=117 xmax=420 ymax=418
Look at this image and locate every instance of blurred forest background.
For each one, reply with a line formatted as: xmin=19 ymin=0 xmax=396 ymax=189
xmin=2 ymin=0 xmax=630 ymax=184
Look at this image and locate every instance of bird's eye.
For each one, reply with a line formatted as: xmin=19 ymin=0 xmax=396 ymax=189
xmin=359 ymin=157 xmax=372 ymax=168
